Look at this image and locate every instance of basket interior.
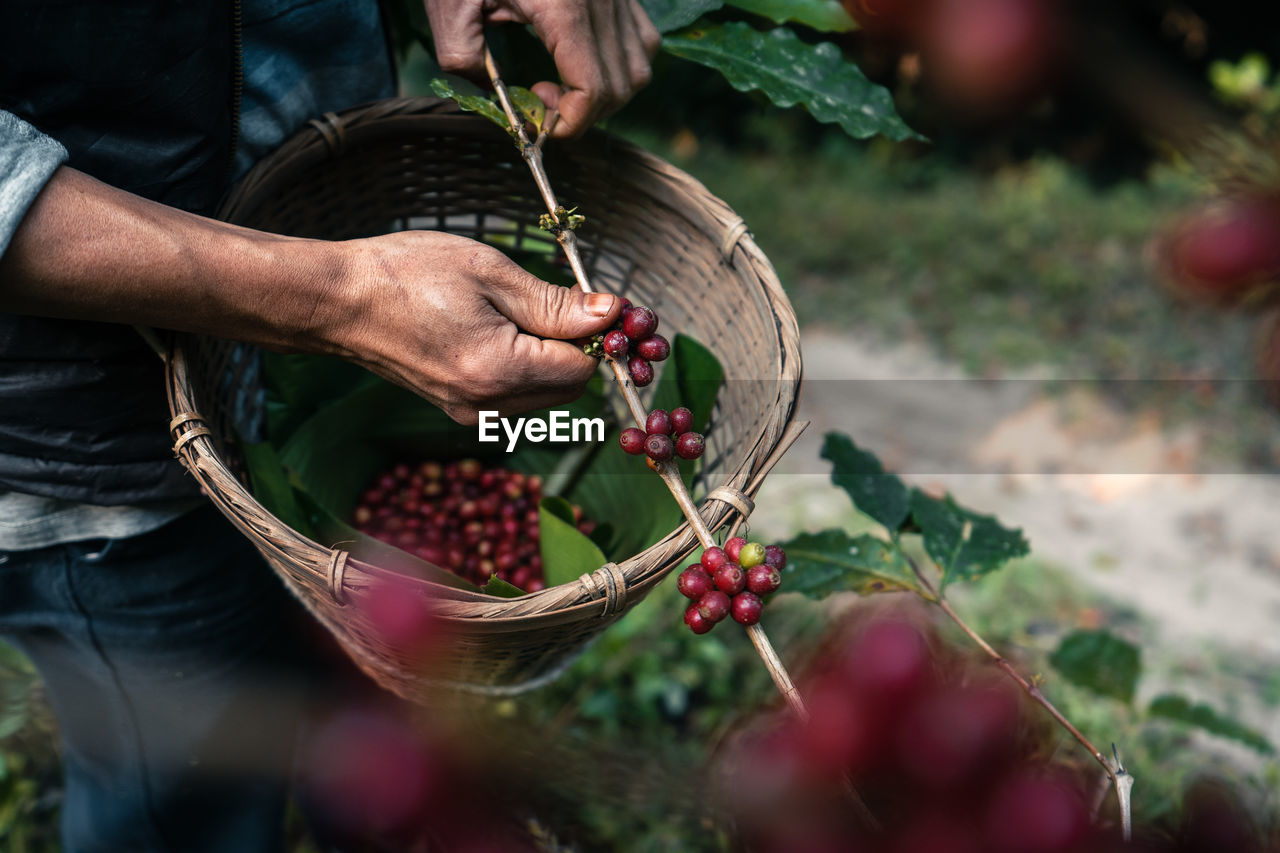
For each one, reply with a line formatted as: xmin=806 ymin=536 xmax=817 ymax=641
xmin=177 ymin=101 xmax=800 ymax=693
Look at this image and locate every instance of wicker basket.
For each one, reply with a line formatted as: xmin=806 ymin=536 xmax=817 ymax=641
xmin=164 ymin=97 xmax=804 ymax=699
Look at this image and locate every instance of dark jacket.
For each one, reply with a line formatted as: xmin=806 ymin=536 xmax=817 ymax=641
xmin=0 ymin=1 xmax=234 ymax=504
xmin=0 ymin=0 xmax=392 ymax=505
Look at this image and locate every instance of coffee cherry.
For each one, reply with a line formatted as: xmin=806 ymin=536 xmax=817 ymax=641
xmin=603 ymin=329 xmax=630 ymax=358
xmin=635 ymin=334 xmax=670 ymax=362
xmin=674 ymin=432 xmax=705 ymax=460
xmin=739 ymin=542 xmax=766 ymax=569
xmin=628 ymin=356 xmax=654 ymax=387
xmin=646 ymin=409 xmax=673 ymax=436
xmin=669 ymin=407 xmax=694 ymax=435
xmin=714 ymin=564 xmax=746 ymax=596
xmin=724 ymin=536 xmax=747 ymax=563
xmin=678 ymin=566 xmax=715 ymax=600
xmin=684 ymin=603 xmax=714 ymax=634
xmin=618 ymin=297 xmax=634 ymax=316
xmin=619 ymin=427 xmax=647 ymax=455
xmin=697 ymin=590 xmax=731 ymax=623
xmin=700 ymin=546 xmax=727 ymax=573
xmin=745 ymin=563 xmax=782 ymax=595
xmin=644 ymin=433 xmax=674 ymax=462
xmin=764 ymin=544 xmax=787 ymax=569
xmin=731 ymin=591 xmax=763 ymax=625
xmin=622 ymin=306 xmax=658 ymax=340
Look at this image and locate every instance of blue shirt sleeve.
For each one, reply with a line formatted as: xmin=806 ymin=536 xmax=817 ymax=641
xmin=0 ymin=110 xmax=69 ymax=259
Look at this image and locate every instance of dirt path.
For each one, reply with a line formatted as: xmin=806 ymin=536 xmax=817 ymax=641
xmin=752 ymin=331 xmax=1280 ymax=742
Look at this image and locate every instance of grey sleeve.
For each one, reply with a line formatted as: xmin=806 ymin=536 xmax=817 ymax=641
xmin=0 ymin=111 xmax=69 ymax=258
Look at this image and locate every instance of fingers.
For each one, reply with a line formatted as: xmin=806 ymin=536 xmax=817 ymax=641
xmin=425 ymin=0 xmax=487 ymax=79
xmin=522 ymin=1 xmax=658 ymax=138
xmin=483 ymin=256 xmax=621 ymax=340
xmin=437 ymin=332 xmax=601 ymax=425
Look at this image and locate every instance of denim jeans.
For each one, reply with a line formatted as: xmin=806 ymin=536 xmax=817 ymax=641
xmin=0 ymin=504 xmax=336 ymax=852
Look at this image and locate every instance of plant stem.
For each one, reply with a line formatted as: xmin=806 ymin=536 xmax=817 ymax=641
xmin=481 ymin=42 xmax=881 ymax=832
xmin=903 ymin=554 xmax=1133 ymax=840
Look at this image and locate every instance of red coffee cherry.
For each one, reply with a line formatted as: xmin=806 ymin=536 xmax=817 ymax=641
xmin=646 ymin=409 xmax=673 ymax=436
xmin=619 ymin=427 xmax=646 ymax=455
xmin=731 ymin=591 xmax=763 ymax=625
xmin=670 ymin=407 xmax=694 ymax=435
xmin=677 ymin=566 xmax=715 ymax=600
xmin=635 ymin=334 xmax=670 ymax=362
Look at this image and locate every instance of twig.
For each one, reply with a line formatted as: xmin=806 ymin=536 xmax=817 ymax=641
xmin=480 ymin=43 xmax=880 ymax=830
xmin=1112 ymin=744 xmax=1135 ymax=842
xmin=903 ymin=553 xmax=1133 ymax=840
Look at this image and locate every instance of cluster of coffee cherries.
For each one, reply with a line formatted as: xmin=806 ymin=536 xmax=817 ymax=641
xmin=677 ymin=536 xmax=785 ymax=634
xmin=351 ymin=459 xmax=591 ymax=591
xmin=619 ymin=406 xmax=706 ymax=465
xmin=593 ymin=298 xmax=669 ymax=388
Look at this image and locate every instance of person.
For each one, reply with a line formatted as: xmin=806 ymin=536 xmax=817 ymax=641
xmin=0 ymin=1 xmax=659 ymax=850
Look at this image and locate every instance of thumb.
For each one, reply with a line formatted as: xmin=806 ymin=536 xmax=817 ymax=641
xmin=491 ymin=273 xmax=621 ymax=340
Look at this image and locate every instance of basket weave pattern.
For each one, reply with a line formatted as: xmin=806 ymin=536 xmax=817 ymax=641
xmin=164 ymin=98 xmax=803 ymax=698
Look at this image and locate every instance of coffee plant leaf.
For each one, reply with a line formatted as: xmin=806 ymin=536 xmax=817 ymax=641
xmin=661 ymin=21 xmax=919 ymax=141
xmin=278 ymin=380 xmax=456 ymax=518
xmin=242 ymin=441 xmax=314 ymax=537
xmin=727 ymin=0 xmax=855 ymax=32
xmin=909 ymin=489 xmax=1029 ymax=588
xmin=481 ymin=576 xmax=528 ymax=598
xmin=640 ymin=0 xmax=725 ymax=33
xmin=1147 ymin=694 xmax=1276 ymax=755
xmin=429 ymin=77 xmax=507 ymax=128
xmin=780 ymin=530 xmax=922 ymax=598
xmin=651 ymin=333 xmax=723 ymax=436
xmin=1049 ymin=629 xmax=1141 ymax=705
xmin=540 ymin=497 xmax=609 ymax=588
xmin=821 ymin=432 xmax=910 ymax=531
xmin=508 ymin=86 xmax=547 ymax=132
xmin=263 ymin=352 xmax=379 ymax=444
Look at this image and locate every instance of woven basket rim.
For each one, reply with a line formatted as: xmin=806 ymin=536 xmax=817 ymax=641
xmin=164 ymin=95 xmax=804 ymax=686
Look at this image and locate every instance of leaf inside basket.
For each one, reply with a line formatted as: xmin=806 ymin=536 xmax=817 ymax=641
xmin=539 ymin=496 xmax=609 ymax=588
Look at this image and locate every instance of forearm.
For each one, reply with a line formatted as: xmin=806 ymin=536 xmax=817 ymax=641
xmin=0 ymin=166 xmax=350 ymax=353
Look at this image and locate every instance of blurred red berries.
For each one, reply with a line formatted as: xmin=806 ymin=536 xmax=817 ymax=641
xmin=1156 ymin=193 xmax=1280 ymax=304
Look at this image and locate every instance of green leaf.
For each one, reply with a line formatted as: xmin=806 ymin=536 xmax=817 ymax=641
xmin=727 ymin=0 xmax=855 ymax=32
xmin=650 ymin=333 xmax=724 ymax=436
xmin=482 ymin=576 xmax=529 ymax=598
xmin=540 ymin=497 xmax=609 ymax=588
xmin=1147 ymin=694 xmax=1276 ymax=755
xmin=821 ymin=432 xmax=909 ymax=531
xmin=508 ymin=86 xmax=547 ymax=132
xmin=640 ymin=0 xmax=724 ymax=32
xmin=1049 ymin=629 xmax=1141 ymax=705
xmin=662 ymin=22 xmax=919 ymax=141
xmin=241 ymin=441 xmax=314 ymax=537
xmin=278 ymin=380 xmax=460 ymax=519
xmin=909 ymin=489 xmax=1029 ymax=588
xmin=429 ymin=77 xmax=507 ymax=128
xmin=262 ymin=352 xmax=379 ymax=444
xmin=780 ymin=530 xmax=922 ymax=598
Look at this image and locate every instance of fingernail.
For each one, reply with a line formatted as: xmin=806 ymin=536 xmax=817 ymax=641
xmin=585 ymin=293 xmax=616 ymax=317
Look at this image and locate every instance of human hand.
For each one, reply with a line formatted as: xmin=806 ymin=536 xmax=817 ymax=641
xmin=424 ymin=0 xmax=661 ymax=138
xmin=328 ymin=231 xmax=620 ymax=424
